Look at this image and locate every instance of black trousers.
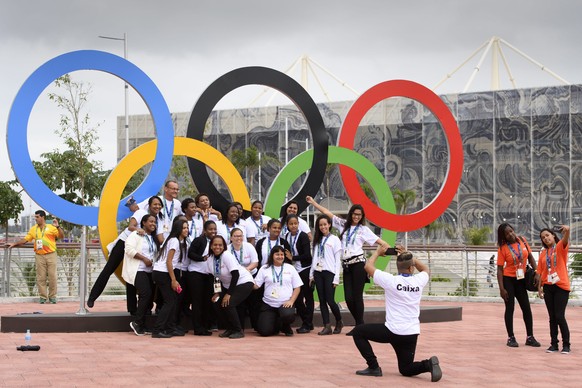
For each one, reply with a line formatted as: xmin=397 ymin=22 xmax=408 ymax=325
xmin=502 ymin=276 xmax=534 ymax=337
xmin=217 ymin=282 xmax=254 ymax=332
xmin=134 ymin=271 xmax=154 ymax=327
xmin=256 ymin=302 xmax=296 ymax=336
xmin=173 ymin=268 xmax=187 ymax=328
xmin=88 ymin=239 xmax=137 ymax=313
xmin=314 ymin=270 xmax=341 ymax=325
xmin=352 ymin=323 xmax=431 ymax=376
xmin=343 ymin=261 xmax=367 ymax=325
xmin=153 ymin=271 xmax=177 ymax=334
xmin=295 ymin=268 xmax=314 ymax=328
xmin=543 ymin=284 xmax=570 ymax=347
xmin=187 ymin=271 xmax=215 ymax=333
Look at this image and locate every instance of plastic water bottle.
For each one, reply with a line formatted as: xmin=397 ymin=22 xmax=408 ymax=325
xmin=25 ymin=329 xmax=31 ymax=346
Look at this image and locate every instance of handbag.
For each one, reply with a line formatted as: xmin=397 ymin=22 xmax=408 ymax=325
xmin=524 ymin=265 xmax=537 ymax=292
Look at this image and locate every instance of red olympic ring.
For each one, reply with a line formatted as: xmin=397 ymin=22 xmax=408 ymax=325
xmin=337 ymin=80 xmax=463 ymax=232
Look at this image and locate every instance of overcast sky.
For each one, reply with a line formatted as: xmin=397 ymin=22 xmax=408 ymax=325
xmin=1 ymin=0 xmax=581 ymax=214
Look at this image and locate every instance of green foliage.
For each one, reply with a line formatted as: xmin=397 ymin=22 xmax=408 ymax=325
xmin=463 ymin=226 xmax=491 ymax=245
xmin=231 ymin=146 xmax=280 ymax=199
xmin=170 ymin=155 xmax=197 ymax=198
xmin=571 ymin=253 xmax=582 ymax=279
xmin=449 ymin=278 xmax=479 ymax=296
xmin=0 ymin=180 xmax=24 ymax=240
xmin=393 ymin=188 xmax=416 ymax=214
xmin=360 ymin=181 xmax=377 ymax=205
xmin=430 ymin=275 xmax=451 ymax=282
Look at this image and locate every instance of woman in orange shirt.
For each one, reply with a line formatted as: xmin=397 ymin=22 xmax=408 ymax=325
xmin=496 ymin=223 xmax=540 ymax=348
xmin=537 ymin=225 xmax=571 ymax=354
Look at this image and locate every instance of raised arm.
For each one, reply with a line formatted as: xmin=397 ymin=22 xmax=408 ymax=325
xmin=306 ymin=196 xmax=334 ymax=219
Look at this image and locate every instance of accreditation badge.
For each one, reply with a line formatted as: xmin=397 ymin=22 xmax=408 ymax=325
xmin=516 ymin=268 xmax=524 ymax=280
xmin=271 ymin=287 xmax=280 ymax=299
xmin=549 ymin=272 xmax=560 ymax=284
xmin=213 ymin=277 xmax=222 ymax=293
xmin=342 ymin=248 xmax=352 ymax=260
xmin=315 ymin=261 xmax=323 ymax=272
xmin=35 ymin=239 xmax=43 ymax=250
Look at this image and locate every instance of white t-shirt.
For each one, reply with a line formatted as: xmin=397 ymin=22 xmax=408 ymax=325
xmin=137 ymin=234 xmax=157 ymax=273
xmin=188 ymin=238 xmax=211 ymax=274
xmin=153 ymin=237 xmax=184 ymax=273
xmin=333 ymin=216 xmax=378 ymax=258
xmin=216 ymin=220 xmax=247 ymax=245
xmin=245 ymin=215 xmax=271 ymax=243
xmin=228 ymin=241 xmax=259 ymax=275
xmin=206 ymin=250 xmax=253 ymax=289
xmin=373 ymin=270 xmax=429 ymax=335
xmin=186 ymin=218 xmax=203 ymax=242
xmin=258 ymin=237 xmax=285 ymax=266
xmin=309 ymin=234 xmax=342 ymax=284
xmin=255 ymin=263 xmax=303 ymax=308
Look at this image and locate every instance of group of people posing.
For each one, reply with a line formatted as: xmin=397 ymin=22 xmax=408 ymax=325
xmin=496 ymin=222 xmax=572 ymax=354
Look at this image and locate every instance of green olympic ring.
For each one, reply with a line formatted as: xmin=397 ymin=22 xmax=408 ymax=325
xmin=264 ymin=146 xmax=396 ymax=302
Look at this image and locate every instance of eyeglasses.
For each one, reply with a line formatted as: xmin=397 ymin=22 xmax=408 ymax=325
xmin=232 ymin=234 xmax=244 ymax=238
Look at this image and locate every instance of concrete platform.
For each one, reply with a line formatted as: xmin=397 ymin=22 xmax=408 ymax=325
xmin=1 ymin=305 xmax=461 ymax=333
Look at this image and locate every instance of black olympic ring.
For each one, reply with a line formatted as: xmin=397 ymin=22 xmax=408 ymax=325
xmin=186 ymin=66 xmax=328 ymax=217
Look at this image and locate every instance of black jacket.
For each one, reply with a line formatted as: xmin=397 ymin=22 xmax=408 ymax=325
xmin=284 ymin=231 xmax=312 ymax=268
xmin=255 ymin=237 xmax=291 ymax=266
xmin=188 ymin=235 xmax=209 ymax=262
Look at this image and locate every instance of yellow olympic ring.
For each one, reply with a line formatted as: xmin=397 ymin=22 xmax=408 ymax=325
xmin=98 ymin=137 xmax=251 ymax=279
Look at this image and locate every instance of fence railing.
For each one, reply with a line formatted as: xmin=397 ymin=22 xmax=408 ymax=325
xmin=2 ymin=244 xmax=581 ymax=301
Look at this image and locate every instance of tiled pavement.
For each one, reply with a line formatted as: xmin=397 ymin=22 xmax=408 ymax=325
xmin=0 ymin=299 xmax=579 ymax=387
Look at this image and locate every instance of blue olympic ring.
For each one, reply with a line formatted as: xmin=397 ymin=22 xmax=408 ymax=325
xmin=6 ymin=50 xmax=174 ymax=225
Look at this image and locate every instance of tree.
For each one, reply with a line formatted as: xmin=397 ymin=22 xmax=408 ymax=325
xmin=231 ymin=146 xmax=280 ymax=199
xmin=463 ymin=226 xmax=491 ymax=245
xmin=393 ymin=188 xmax=416 ymax=248
xmin=0 ymin=180 xmax=24 ymax=242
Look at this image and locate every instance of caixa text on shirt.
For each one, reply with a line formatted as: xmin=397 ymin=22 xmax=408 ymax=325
xmin=396 ymin=284 xmax=420 ymax=292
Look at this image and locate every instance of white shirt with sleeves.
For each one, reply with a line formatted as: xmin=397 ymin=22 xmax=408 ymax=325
xmin=255 ymin=263 xmax=303 ymax=308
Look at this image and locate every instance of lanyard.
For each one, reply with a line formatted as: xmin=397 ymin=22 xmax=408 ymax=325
xmin=188 ymin=220 xmax=196 ymax=239
xmin=164 ymin=198 xmax=174 ymax=220
xmin=344 ymin=225 xmax=360 ymax=248
xmin=319 ymin=235 xmax=330 ymax=258
xmin=231 ymin=245 xmax=243 ymax=264
xmin=253 ymin=217 xmax=263 ymax=233
xmin=400 ymin=273 xmax=413 ymax=277
xmin=507 ymin=241 xmax=524 ymax=267
xmin=271 ymin=265 xmax=284 ymax=286
xmin=213 ymin=256 xmax=221 ymax=276
xmin=545 ymin=246 xmax=557 ymax=270
xmin=35 ymin=225 xmax=46 ymax=240
xmin=288 ymin=232 xmax=298 ymax=255
xmin=225 ymin=223 xmax=234 ymax=243
xmin=145 ymin=235 xmax=156 ymax=254
xmin=268 ymin=237 xmax=280 ymax=253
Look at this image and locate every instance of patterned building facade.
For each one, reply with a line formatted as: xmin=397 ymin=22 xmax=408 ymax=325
xmin=119 ymin=84 xmax=582 ymax=244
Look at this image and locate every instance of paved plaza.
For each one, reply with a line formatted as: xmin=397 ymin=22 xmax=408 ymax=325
xmin=0 ymin=299 xmax=579 ymax=387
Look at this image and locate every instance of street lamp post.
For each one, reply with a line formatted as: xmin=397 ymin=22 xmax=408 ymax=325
xmin=98 ymin=33 xmax=129 ymax=157
xmin=293 ymin=138 xmax=310 ymax=226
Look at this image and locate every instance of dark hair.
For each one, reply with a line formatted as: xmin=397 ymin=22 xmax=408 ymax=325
xmin=281 ymin=200 xmax=299 ymax=224
xmin=35 ymin=210 xmax=46 ymax=218
xmin=195 ymin=193 xmax=209 ymax=206
xmin=285 ymin=214 xmax=299 ymax=226
xmin=313 ymin=214 xmax=332 ymax=246
xmin=539 ymin=228 xmax=560 ymax=249
xmin=251 ymin=200 xmax=264 ymax=208
xmin=230 ymin=227 xmax=244 ymax=237
xmin=181 ymin=197 xmax=195 ymax=213
xmin=496 ymin=222 xmax=514 ymax=246
xmin=203 ymin=220 xmax=216 ymax=231
xmin=140 ymin=214 xmax=161 ymax=251
xmin=266 ymin=245 xmax=286 ymax=268
xmin=396 ymin=251 xmax=414 ymax=272
xmin=222 ymin=203 xmax=241 ymax=226
xmin=209 ymin=235 xmax=227 ymax=258
xmin=341 ymin=204 xmax=366 ymax=239
xmin=267 ymin=218 xmax=282 ymax=230
xmin=157 ymin=218 xmax=188 ymax=262
xmin=148 ymin=195 xmax=164 ymax=220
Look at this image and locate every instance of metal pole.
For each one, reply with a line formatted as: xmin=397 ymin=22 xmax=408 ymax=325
xmin=123 ymin=33 xmax=129 ymax=156
xmin=285 ymin=118 xmax=289 ymax=202
xmin=258 ymin=152 xmax=262 ymax=201
xmin=77 ymin=226 xmax=88 ymax=315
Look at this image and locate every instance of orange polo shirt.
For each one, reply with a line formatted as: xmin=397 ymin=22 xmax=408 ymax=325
xmin=497 ymin=238 xmax=531 ymax=277
xmin=24 ymin=224 xmax=59 ymax=255
xmin=536 ymin=241 xmax=570 ymax=292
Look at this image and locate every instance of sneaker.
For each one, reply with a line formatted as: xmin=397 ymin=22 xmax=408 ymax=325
xmin=296 ymin=326 xmax=311 ymax=334
xmin=428 ymin=356 xmax=442 ymax=382
xmin=170 ymin=329 xmax=186 ymax=337
xmin=130 ymin=321 xmax=145 ymax=336
xmin=209 ymin=325 xmax=219 ymax=332
xmin=507 ymin=336 xmax=519 ymax=347
xmin=546 ymin=344 xmax=559 ymax=353
xmin=152 ymin=331 xmax=173 ymax=338
xmin=355 ymin=367 xmax=382 ymax=377
xmin=39 ymin=298 xmax=46 ymax=304
xmin=49 ymin=298 xmax=57 ymax=304
xmin=561 ymin=346 xmax=571 ymax=354
xmin=525 ymin=336 xmax=541 ymax=347
xmin=228 ymin=331 xmax=245 ymax=339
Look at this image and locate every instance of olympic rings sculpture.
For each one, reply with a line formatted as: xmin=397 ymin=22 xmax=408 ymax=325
xmin=6 ymin=50 xmax=464 ymax=261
